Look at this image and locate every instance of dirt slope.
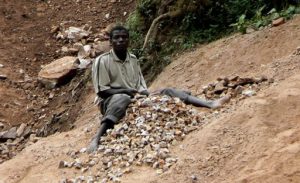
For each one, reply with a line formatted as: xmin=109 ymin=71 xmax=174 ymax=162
xmin=0 ymin=4 xmax=300 ymax=183
xmin=0 ymin=0 xmax=135 ymax=127
xmin=150 ymin=16 xmax=300 ymax=92
xmin=123 ymin=16 xmax=300 ymax=183
xmin=123 ymin=73 xmax=300 ymax=183
xmin=0 ymin=0 xmax=135 ymax=162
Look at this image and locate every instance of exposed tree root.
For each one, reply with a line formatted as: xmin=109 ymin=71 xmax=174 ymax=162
xmin=142 ymin=0 xmax=207 ymax=50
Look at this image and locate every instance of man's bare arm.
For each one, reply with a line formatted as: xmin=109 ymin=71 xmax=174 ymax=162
xmin=98 ymin=88 xmax=137 ymax=98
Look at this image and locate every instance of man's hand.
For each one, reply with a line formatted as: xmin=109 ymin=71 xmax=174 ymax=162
xmin=139 ymin=90 xmax=150 ymax=96
xmin=123 ymin=88 xmax=138 ymax=98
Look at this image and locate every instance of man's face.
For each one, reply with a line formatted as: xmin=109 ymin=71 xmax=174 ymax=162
xmin=110 ymin=30 xmax=129 ymax=53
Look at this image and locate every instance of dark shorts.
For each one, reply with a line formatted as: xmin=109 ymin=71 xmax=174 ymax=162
xmin=100 ymin=93 xmax=132 ymax=124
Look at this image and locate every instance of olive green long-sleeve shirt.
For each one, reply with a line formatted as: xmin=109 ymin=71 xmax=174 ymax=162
xmin=92 ymin=49 xmax=147 ymax=95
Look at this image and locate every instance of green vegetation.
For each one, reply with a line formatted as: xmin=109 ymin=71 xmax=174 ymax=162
xmin=125 ymin=0 xmax=300 ymax=82
xmin=231 ymin=5 xmax=300 ymax=33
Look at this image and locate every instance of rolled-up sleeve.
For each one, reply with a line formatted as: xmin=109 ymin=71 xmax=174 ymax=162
xmin=92 ymin=56 xmax=111 ymax=94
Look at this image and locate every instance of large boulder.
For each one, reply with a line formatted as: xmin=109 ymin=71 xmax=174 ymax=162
xmin=38 ymin=56 xmax=78 ymax=89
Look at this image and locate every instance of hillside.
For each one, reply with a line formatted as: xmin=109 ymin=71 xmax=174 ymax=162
xmin=1 ymin=1 xmax=300 ymax=183
xmin=0 ymin=0 xmax=136 ymax=161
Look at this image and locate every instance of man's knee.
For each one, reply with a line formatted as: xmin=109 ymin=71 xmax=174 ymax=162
xmin=160 ymin=88 xmax=175 ymax=95
xmin=108 ymin=94 xmax=132 ymax=112
xmin=160 ymin=88 xmax=189 ymax=102
xmin=104 ymin=94 xmax=132 ymax=122
xmin=111 ymin=93 xmax=131 ymax=103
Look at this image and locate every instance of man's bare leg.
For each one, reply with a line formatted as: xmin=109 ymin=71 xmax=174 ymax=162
xmin=210 ymin=95 xmax=231 ymax=109
xmin=186 ymin=95 xmax=231 ymax=109
xmin=87 ymin=121 xmax=113 ymax=153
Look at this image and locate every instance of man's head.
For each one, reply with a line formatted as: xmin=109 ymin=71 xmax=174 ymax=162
xmin=109 ymin=25 xmax=130 ymax=53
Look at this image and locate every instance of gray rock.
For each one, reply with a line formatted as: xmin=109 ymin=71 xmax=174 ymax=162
xmin=0 ymin=74 xmax=7 ymax=80
xmin=79 ymin=147 xmax=87 ymax=153
xmin=93 ymin=41 xmax=110 ymax=56
xmin=77 ymin=58 xmax=92 ymax=69
xmin=75 ymin=176 xmax=85 ymax=182
xmin=58 ymin=160 xmax=66 ymax=168
xmin=88 ymin=160 xmax=96 ymax=166
xmin=242 ymin=90 xmax=256 ymax=97
xmin=65 ymin=26 xmax=90 ymax=42
xmin=294 ymin=46 xmax=300 ymax=55
xmin=78 ymin=45 xmax=92 ymax=59
xmin=22 ymin=126 xmax=32 ymax=137
xmin=0 ymin=127 xmax=17 ymax=139
xmin=48 ymin=92 xmax=55 ymax=100
xmin=81 ymin=167 xmax=89 ymax=173
xmin=74 ymin=159 xmax=82 ymax=169
xmin=234 ymin=85 xmax=244 ymax=96
xmin=191 ymin=175 xmax=198 ymax=181
xmin=0 ymin=122 xmax=4 ymax=129
xmin=16 ymin=123 xmax=27 ymax=137
xmin=214 ymin=81 xmax=226 ymax=93
xmin=29 ymin=134 xmax=39 ymax=143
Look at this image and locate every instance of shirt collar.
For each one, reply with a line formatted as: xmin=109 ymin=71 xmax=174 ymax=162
xmin=110 ymin=49 xmax=130 ymax=62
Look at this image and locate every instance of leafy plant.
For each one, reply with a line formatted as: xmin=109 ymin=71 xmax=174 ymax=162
xmin=281 ymin=5 xmax=296 ymax=19
xmin=230 ymin=14 xmax=247 ymax=33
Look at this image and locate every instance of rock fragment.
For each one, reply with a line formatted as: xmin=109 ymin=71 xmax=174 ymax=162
xmin=0 ymin=127 xmax=17 ymax=139
xmin=294 ymin=46 xmax=300 ymax=55
xmin=65 ymin=27 xmax=90 ymax=42
xmin=272 ymin=17 xmax=285 ymax=27
xmin=242 ymin=90 xmax=256 ymax=97
xmin=16 ymin=123 xmax=27 ymax=137
xmin=38 ymin=56 xmax=78 ymax=89
xmin=0 ymin=74 xmax=7 ymax=80
xmin=191 ymin=175 xmax=198 ymax=181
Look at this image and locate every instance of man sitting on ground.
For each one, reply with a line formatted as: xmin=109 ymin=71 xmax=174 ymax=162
xmin=88 ymin=25 xmax=149 ymax=152
xmin=88 ymin=25 xmax=230 ymax=152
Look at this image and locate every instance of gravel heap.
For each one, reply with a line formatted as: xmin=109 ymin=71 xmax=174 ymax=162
xmin=58 ymin=75 xmax=272 ymax=182
xmin=60 ymin=95 xmax=202 ymax=183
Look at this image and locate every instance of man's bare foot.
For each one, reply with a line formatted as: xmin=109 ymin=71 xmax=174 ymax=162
xmin=86 ymin=139 xmax=99 ymax=153
xmin=211 ymin=95 xmax=231 ymax=109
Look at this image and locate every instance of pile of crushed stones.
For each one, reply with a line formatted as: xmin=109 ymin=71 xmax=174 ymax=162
xmin=59 ymin=95 xmax=201 ymax=182
xmin=58 ymin=75 xmax=272 ymax=183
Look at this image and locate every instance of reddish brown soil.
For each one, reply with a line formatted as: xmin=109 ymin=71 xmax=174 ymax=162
xmin=0 ymin=0 xmax=135 ymax=163
xmin=0 ymin=0 xmax=135 ymax=129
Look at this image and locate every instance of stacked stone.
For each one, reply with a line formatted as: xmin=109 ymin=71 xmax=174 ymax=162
xmin=199 ymin=75 xmax=270 ymax=99
xmin=38 ymin=25 xmax=112 ymax=89
xmin=51 ymin=24 xmax=111 ymax=61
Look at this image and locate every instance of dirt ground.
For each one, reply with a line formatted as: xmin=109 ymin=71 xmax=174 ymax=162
xmin=1 ymin=0 xmax=300 ymax=182
xmin=0 ymin=0 xmax=136 ymax=157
